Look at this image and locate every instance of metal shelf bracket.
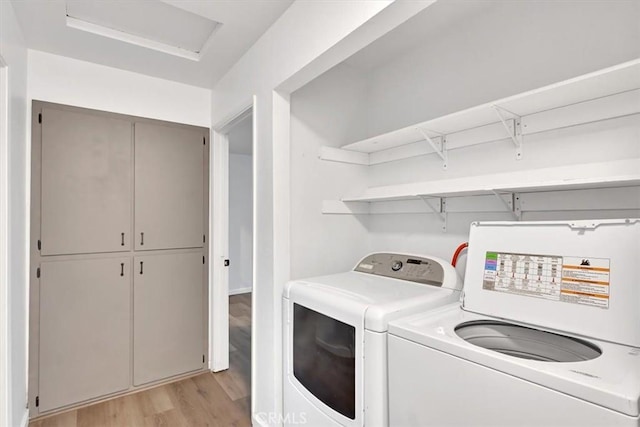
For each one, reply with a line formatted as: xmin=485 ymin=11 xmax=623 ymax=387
xmin=419 ymin=196 xmax=447 ymax=232
xmin=493 ymin=105 xmax=523 ymax=160
xmin=416 ymin=127 xmax=448 ymax=170
xmin=491 ymin=190 xmax=521 ymax=220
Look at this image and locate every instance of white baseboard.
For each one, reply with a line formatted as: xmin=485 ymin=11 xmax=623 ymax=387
xmin=229 ymin=286 xmax=252 ymax=296
xmin=252 ymin=413 xmax=268 ymax=427
xmin=20 ymin=409 xmax=28 ymax=427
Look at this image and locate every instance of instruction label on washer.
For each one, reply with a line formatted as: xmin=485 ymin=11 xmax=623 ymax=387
xmin=482 ymin=252 xmax=610 ymax=309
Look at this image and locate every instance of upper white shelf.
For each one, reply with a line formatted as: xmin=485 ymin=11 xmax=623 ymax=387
xmin=341 ymin=159 xmax=640 ymax=202
xmin=321 ymin=59 xmax=640 ymax=165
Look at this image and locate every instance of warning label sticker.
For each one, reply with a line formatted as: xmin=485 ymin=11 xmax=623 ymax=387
xmin=482 ymin=252 xmax=610 ymax=309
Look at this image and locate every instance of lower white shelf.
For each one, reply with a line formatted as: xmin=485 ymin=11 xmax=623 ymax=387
xmin=322 ymin=194 xmax=514 ymax=215
xmin=322 ymin=159 xmax=640 ymax=215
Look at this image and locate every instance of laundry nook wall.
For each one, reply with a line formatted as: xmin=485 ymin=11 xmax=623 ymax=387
xmin=289 ymin=0 xmax=640 ymax=281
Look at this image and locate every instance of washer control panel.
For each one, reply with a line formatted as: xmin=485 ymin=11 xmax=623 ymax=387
xmin=354 ymin=253 xmax=445 ymax=286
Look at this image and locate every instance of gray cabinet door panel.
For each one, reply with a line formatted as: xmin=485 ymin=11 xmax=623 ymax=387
xmin=39 ymin=258 xmax=130 ymax=412
xmin=134 ymin=123 xmax=204 ymax=250
xmin=133 ymin=252 xmax=204 ymax=385
xmin=41 ymin=108 xmax=132 ymax=255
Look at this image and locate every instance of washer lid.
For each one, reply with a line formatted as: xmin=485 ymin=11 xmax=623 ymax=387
xmin=389 ymin=306 xmax=640 ymax=417
xmin=462 ymin=219 xmax=640 ymax=347
xmin=284 ymin=271 xmax=461 ymax=332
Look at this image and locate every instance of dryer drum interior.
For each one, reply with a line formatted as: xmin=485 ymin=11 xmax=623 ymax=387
xmin=455 ymin=321 xmax=602 ymax=362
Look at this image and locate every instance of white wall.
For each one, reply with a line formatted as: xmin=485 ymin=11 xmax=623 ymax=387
xmin=285 ymin=0 xmax=640 ymax=276
xmin=0 ymin=1 xmax=29 ymax=426
xmin=287 ymin=1 xmax=640 ymax=279
xmin=28 ymin=50 xmax=211 ymax=127
xmin=290 ymin=63 xmax=370 ymax=280
xmin=365 ymin=0 xmax=640 ymax=137
xmin=209 ymin=2 xmax=434 ymax=423
xmin=360 ymin=0 xmax=640 ymax=268
xmin=228 ymin=153 xmax=253 ymax=295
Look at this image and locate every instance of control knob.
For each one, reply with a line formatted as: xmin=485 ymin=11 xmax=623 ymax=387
xmin=391 ymin=260 xmax=403 ymax=271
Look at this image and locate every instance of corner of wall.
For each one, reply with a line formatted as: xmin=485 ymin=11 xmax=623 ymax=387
xmin=0 ymin=1 xmax=29 ymax=426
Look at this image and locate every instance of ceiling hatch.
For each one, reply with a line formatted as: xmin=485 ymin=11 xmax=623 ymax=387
xmin=65 ymin=1 xmax=222 ymax=61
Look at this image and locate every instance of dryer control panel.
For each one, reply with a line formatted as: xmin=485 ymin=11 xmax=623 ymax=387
xmin=354 ymin=253 xmax=445 ymax=286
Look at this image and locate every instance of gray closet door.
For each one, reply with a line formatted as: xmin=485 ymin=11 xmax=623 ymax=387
xmin=134 ymin=123 xmax=204 ymax=250
xmin=41 ymin=108 xmax=132 ymax=255
xmin=39 ymin=258 xmax=130 ymax=412
xmin=133 ymin=252 xmax=204 ymax=385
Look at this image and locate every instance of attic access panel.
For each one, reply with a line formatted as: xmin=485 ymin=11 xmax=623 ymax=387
xmin=66 ymin=0 xmax=221 ymax=60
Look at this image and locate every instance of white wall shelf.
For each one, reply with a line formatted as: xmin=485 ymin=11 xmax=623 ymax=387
xmin=322 ymin=194 xmax=514 ymax=215
xmin=323 ymin=159 xmax=640 ymax=217
xmin=319 ymin=59 xmax=640 ymax=166
xmin=342 ymin=158 xmax=640 ymax=202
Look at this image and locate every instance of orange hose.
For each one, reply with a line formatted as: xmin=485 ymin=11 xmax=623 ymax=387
xmin=451 ymin=242 xmax=468 ymax=267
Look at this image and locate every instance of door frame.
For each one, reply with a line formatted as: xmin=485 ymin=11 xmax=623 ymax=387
xmin=0 ymin=55 xmax=9 ymax=427
xmin=210 ymin=97 xmax=255 ymax=372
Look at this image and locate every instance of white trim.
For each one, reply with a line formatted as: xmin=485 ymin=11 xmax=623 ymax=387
xmin=271 ymin=90 xmax=291 ymax=424
xmin=210 ymin=131 xmax=229 ymax=372
xmin=0 ymin=56 xmax=10 ymax=427
xmin=215 ymin=101 xmax=254 ymax=133
xmin=210 ymin=99 xmax=255 ymax=373
xmin=252 ymin=413 xmax=269 ymax=427
xmin=228 ymin=287 xmax=252 ymax=296
xmin=249 ymin=95 xmax=258 ymax=418
xmin=19 ymin=409 xmax=28 ymax=427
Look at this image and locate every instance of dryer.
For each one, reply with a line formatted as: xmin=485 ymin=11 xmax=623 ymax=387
xmin=388 ymin=219 xmax=640 ymax=426
xmin=282 ymin=253 xmax=462 ymax=427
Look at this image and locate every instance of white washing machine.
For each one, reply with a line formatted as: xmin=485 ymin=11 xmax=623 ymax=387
xmin=282 ymin=253 xmax=462 ymax=427
xmin=388 ymin=219 xmax=640 ymax=426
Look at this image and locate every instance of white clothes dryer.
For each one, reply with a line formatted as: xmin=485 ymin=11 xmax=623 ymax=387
xmin=388 ymin=219 xmax=640 ymax=426
xmin=282 ymin=253 xmax=462 ymax=427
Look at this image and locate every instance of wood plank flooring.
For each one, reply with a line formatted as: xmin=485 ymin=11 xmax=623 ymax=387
xmin=30 ymin=293 xmax=252 ymax=427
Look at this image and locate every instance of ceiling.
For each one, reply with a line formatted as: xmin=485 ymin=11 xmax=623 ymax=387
xmin=10 ymin=0 xmax=294 ymax=88
xmin=344 ymin=0 xmax=500 ymax=72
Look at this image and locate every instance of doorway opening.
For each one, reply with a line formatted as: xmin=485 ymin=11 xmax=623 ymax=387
xmin=211 ymin=101 xmax=254 ymax=419
xmin=227 ymin=114 xmax=254 ymax=298
xmin=225 ymin=111 xmax=253 ymax=413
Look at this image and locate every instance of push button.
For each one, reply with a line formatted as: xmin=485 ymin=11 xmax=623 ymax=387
xmin=391 ymin=260 xmax=403 ymax=271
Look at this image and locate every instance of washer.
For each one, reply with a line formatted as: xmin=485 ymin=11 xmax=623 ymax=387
xmin=283 ymin=253 xmax=462 ymax=427
xmin=388 ymin=219 xmax=640 ymax=426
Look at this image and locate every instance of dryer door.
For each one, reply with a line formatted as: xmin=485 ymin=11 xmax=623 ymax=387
xmin=293 ymin=303 xmax=356 ymax=419
xmin=283 ymin=283 xmax=365 ymax=427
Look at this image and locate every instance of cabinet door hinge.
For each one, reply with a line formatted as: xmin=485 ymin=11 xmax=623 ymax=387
xmin=36 ymin=267 xmax=41 ymax=279
xmin=203 ymin=136 xmax=205 ymax=145
xmin=38 ymin=113 xmax=42 ymax=124
xmin=202 ymin=354 xmax=205 ymax=363
xmin=37 ymin=239 xmax=41 ymax=251
xmin=202 ymin=256 xmax=205 ymax=264
xmin=35 ymin=396 xmax=39 ymax=407
xmin=203 ymin=234 xmax=205 ymax=243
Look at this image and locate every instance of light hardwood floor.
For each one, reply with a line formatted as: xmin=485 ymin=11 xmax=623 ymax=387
xmin=30 ymin=293 xmax=252 ymax=427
